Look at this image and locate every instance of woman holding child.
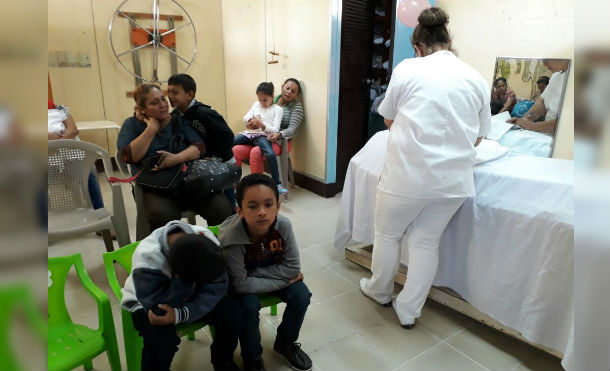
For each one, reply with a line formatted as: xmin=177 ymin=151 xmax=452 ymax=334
xmin=117 ymin=84 xmax=232 ymax=232
xmin=233 ymin=78 xmax=304 ymax=195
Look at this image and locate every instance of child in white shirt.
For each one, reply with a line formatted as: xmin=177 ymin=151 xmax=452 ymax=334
xmin=233 ymin=82 xmax=286 ymax=193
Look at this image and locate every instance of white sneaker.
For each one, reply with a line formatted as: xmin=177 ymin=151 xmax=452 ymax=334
xmin=359 ymin=278 xmax=392 ymax=307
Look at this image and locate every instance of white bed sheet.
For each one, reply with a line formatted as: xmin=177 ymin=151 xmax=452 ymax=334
xmin=499 ymin=129 xmax=553 ymax=157
xmin=335 ymin=130 xmax=574 ymax=365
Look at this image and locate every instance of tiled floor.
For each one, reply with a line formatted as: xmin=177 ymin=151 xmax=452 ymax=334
xmin=48 ymin=168 xmax=564 ymax=371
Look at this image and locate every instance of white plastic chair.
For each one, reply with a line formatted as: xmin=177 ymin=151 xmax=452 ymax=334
xmin=48 ymin=140 xmax=130 ymax=251
xmin=115 ymin=151 xmax=196 ymax=240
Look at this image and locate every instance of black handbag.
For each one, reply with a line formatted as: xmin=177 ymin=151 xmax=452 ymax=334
xmin=133 ymin=154 xmax=187 ymax=193
xmin=182 ymin=157 xmax=242 ymax=193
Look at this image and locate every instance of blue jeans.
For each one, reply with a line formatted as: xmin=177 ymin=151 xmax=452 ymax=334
xmin=88 ymin=171 xmax=104 ymax=209
xmin=131 ymin=296 xmax=244 ymax=371
xmin=233 ymin=134 xmax=280 ymax=185
xmin=239 ymin=281 xmax=311 ymax=363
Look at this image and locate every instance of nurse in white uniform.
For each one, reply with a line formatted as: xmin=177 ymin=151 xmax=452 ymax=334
xmin=359 ymin=7 xmax=491 ymax=329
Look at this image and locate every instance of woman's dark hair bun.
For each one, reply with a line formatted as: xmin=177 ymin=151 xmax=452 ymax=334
xmin=417 ymin=7 xmax=449 ymax=28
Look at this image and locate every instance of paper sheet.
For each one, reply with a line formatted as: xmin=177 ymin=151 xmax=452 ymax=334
xmin=487 ymin=111 xmax=518 ymax=140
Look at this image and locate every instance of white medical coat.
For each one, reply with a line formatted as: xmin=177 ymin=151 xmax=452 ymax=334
xmin=377 ymin=50 xmax=491 ymax=199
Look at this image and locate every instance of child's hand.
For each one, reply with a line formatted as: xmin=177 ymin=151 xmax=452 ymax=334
xmin=148 ymin=304 xmax=175 ymax=326
xmin=289 ymin=272 xmax=304 ymax=284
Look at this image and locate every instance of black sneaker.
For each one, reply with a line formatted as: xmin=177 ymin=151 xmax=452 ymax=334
xmin=213 ymin=360 xmax=241 ymax=371
xmin=273 ymin=342 xmax=312 ymax=371
xmin=244 ymin=358 xmax=266 ymax=371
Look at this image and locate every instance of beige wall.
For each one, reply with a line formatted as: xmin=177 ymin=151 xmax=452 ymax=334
xmin=438 ymin=0 xmax=574 ymax=160
xmin=222 ymin=0 xmax=331 ymax=179
xmin=49 ymin=0 xmax=227 ymax=125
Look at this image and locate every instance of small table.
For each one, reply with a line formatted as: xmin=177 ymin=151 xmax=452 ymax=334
xmin=76 ymin=121 xmax=121 ymax=157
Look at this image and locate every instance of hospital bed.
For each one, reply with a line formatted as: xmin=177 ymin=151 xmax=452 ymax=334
xmin=335 ymin=130 xmax=573 ymax=367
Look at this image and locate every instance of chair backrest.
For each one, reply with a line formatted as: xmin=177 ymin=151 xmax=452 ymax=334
xmin=48 ymin=139 xmax=113 ymax=211
xmin=47 ymin=254 xmax=84 ymax=327
xmin=103 ymin=242 xmax=140 ymax=301
xmin=115 ymin=150 xmax=131 ymax=178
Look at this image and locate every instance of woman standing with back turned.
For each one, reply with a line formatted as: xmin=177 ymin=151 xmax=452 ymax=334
xmin=360 ymin=7 xmax=491 ymax=329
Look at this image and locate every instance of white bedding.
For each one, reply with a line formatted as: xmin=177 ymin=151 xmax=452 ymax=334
xmin=335 ymin=130 xmax=574 ymax=366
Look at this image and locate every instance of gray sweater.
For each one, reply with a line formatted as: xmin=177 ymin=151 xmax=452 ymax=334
xmin=218 ymin=214 xmax=301 ymax=294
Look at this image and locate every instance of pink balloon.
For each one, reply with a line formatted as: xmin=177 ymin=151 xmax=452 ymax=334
xmin=397 ymin=0 xmax=431 ymax=28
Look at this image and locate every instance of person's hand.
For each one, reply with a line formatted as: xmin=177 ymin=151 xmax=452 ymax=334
xmin=267 ymin=132 xmax=282 ymax=142
xmin=507 ymin=117 xmax=535 ymax=131
xmin=148 ymin=304 xmax=175 ymax=326
xmin=48 ymin=132 xmax=62 ymax=140
xmin=152 ymin=150 xmax=178 ymax=170
xmin=289 ymin=272 xmax=304 ymax=284
xmin=253 ymin=116 xmax=265 ymax=129
xmin=142 ymin=116 xmax=162 ymax=133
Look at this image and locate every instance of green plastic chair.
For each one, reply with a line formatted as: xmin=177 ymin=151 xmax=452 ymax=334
xmin=48 ymin=254 xmax=121 ymax=371
xmin=0 ymin=285 xmax=47 ymax=371
xmin=103 ymin=226 xmax=281 ymax=371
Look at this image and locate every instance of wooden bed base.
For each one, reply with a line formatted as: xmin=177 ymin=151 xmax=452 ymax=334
xmin=345 ymin=243 xmax=563 ymax=359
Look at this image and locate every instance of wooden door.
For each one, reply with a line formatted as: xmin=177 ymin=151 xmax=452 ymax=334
xmin=336 ymin=0 xmax=376 ymax=191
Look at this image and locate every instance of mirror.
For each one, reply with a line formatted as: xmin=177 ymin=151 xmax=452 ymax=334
xmin=487 ymin=57 xmax=570 ymax=158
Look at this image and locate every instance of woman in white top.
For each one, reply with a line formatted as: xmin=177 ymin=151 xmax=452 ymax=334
xmin=233 ymin=82 xmax=286 ymax=191
xmin=507 ymin=59 xmax=569 ymax=133
xmin=360 ymin=7 xmax=491 ymax=329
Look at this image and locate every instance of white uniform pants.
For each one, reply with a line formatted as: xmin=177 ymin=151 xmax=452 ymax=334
xmin=364 ymin=190 xmax=466 ymax=325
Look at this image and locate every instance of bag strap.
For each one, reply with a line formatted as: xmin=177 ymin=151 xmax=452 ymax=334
xmin=108 ymin=163 xmax=188 ymax=184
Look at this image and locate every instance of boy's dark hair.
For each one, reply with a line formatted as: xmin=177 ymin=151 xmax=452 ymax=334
xmin=256 ymin=82 xmax=274 ymax=97
xmin=167 ymin=234 xmax=225 ymax=285
xmin=537 ymin=76 xmax=550 ymax=85
xmin=168 ymin=73 xmax=197 ymax=95
xmin=236 ymin=173 xmax=279 ymax=207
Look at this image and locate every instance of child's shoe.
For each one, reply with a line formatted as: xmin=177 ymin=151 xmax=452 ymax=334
xmin=278 ymin=185 xmax=289 ymax=196
xmin=244 ymin=357 xmax=266 ymax=371
xmin=273 ymin=342 xmax=312 ymax=371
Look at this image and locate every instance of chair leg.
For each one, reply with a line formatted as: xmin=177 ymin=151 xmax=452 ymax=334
xmin=270 ymin=304 xmax=277 ymax=316
xmin=123 ymin=313 xmax=143 ymax=371
xmin=101 ymin=230 xmax=114 ymax=252
xmin=83 ymin=359 xmax=93 ymax=370
xmin=106 ymin=341 xmax=123 ymax=371
xmin=187 ymin=331 xmax=196 ymax=341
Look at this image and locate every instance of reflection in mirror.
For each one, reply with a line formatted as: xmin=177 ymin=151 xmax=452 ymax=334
xmin=488 ymin=57 xmax=570 ymax=158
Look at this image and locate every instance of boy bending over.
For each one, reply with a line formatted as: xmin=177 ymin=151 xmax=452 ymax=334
xmin=122 ymin=220 xmax=243 ymax=371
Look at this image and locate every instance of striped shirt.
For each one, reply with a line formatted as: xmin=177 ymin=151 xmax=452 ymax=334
xmin=275 ymin=97 xmax=304 ymax=139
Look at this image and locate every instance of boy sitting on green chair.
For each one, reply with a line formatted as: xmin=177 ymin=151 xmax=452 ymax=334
xmin=121 ymin=220 xmax=243 ymax=371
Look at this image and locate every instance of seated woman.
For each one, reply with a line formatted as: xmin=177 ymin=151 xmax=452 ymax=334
xmin=490 ymin=77 xmax=516 ymax=115
xmin=117 ymin=84 xmax=231 ymax=231
xmin=232 ymin=78 xmax=304 ymax=188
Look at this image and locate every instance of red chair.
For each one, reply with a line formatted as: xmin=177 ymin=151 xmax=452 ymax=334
xmin=233 ymin=139 xmax=294 ymax=196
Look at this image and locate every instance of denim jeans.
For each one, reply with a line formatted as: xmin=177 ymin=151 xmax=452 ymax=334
xmin=88 ymin=171 xmax=104 ymax=209
xmin=233 ymin=134 xmax=280 ymax=185
xmin=239 ymin=281 xmax=311 ymax=363
xmin=131 ymin=296 xmax=244 ymax=371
